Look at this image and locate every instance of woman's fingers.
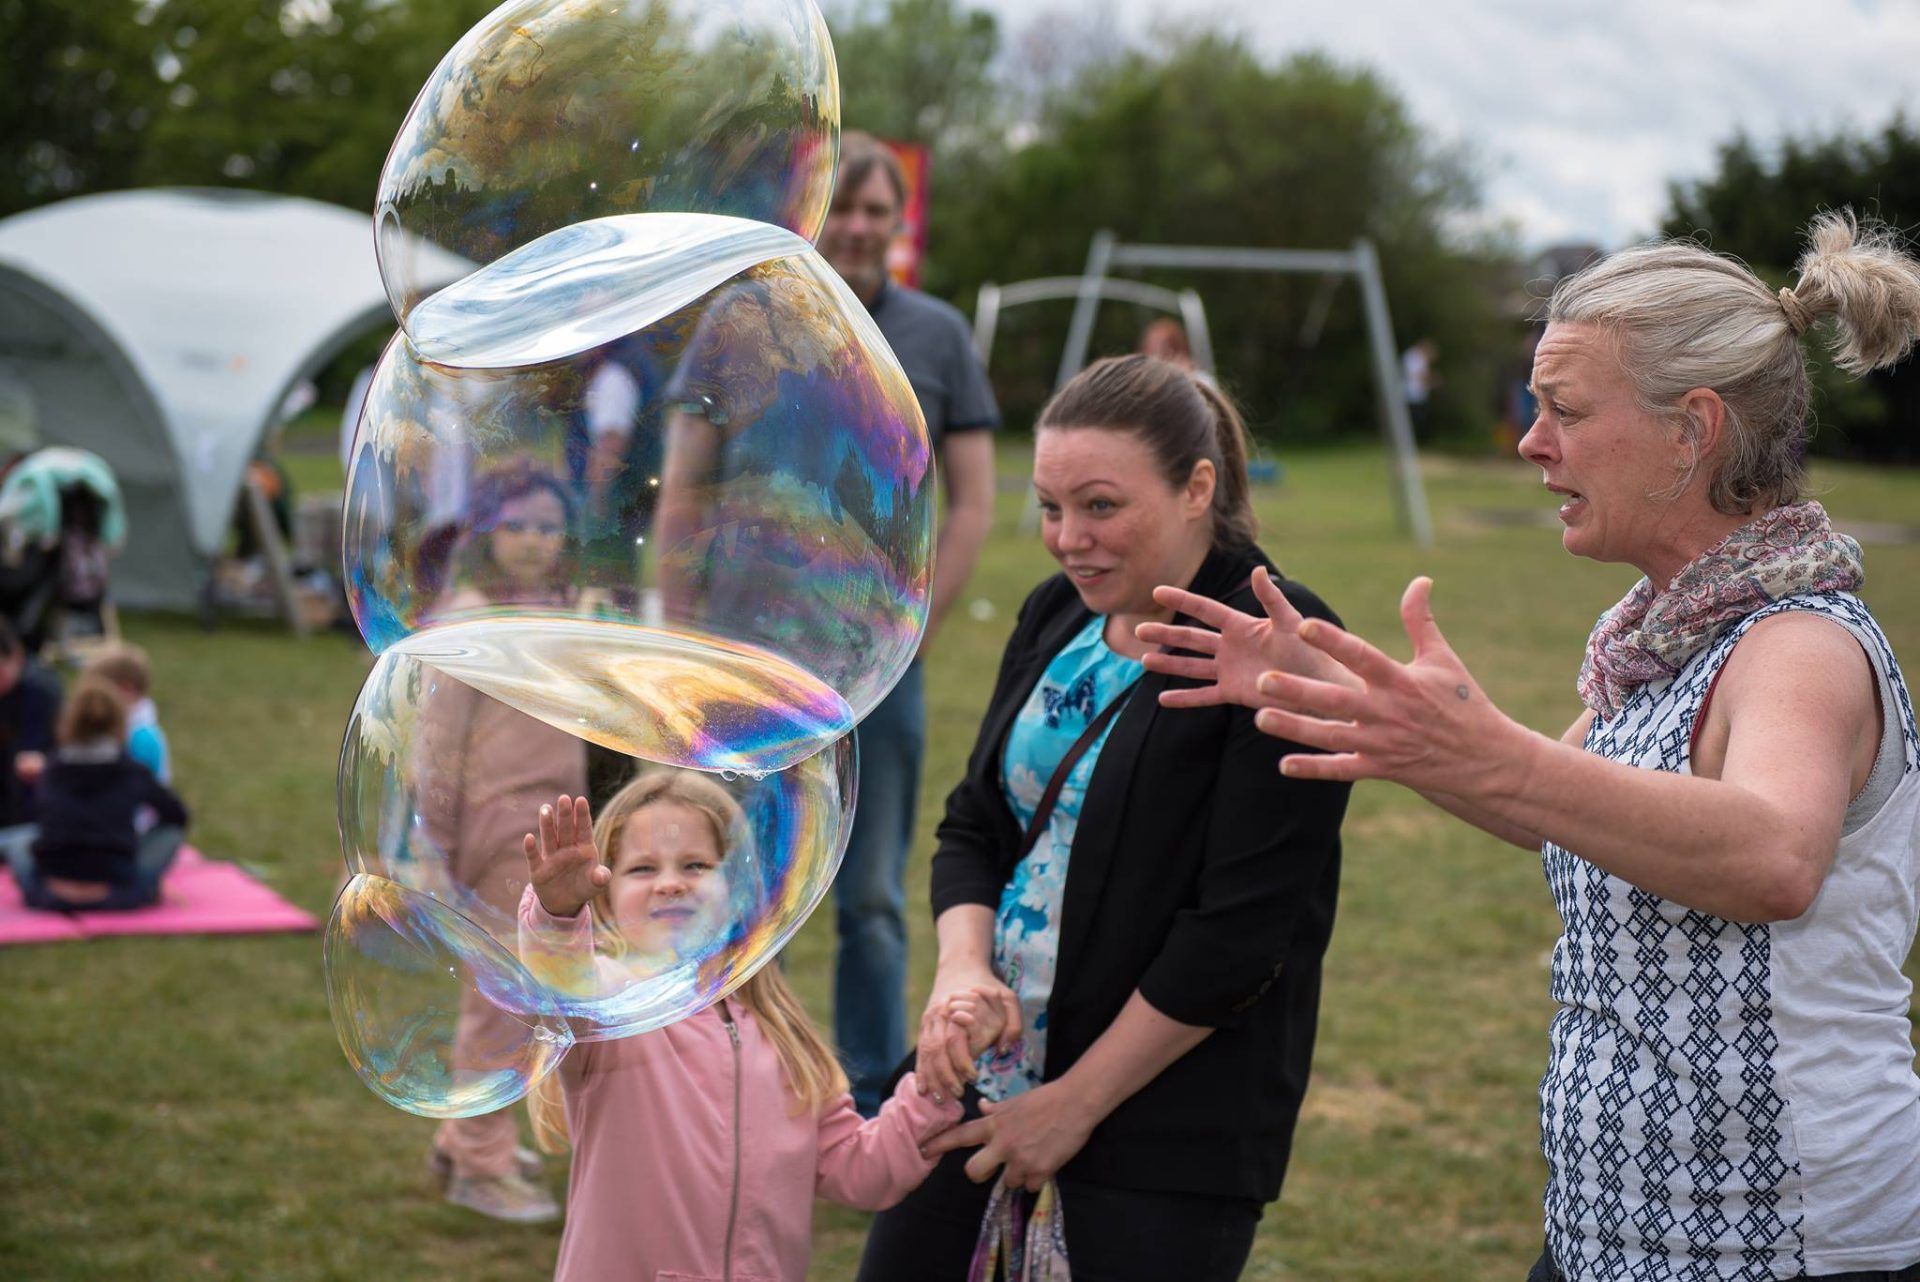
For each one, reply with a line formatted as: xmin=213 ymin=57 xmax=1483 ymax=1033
xmin=1398 ymin=576 xmax=1451 ymax=661
xmin=1133 ymin=623 xmax=1219 ymax=656
xmin=1250 ymin=566 xmax=1303 ymax=628
xmin=1257 ymin=671 xmax=1365 ymax=721
xmin=1297 ymin=618 xmax=1402 ymax=686
xmin=1150 ymin=584 xmax=1237 ymax=629
xmin=943 ymin=1020 xmax=976 ymax=1085
xmin=1139 ymin=651 xmax=1217 ymax=682
xmin=1255 ymin=705 xmax=1360 ymax=754
xmin=1279 ymin=751 xmax=1368 ymax=782
xmin=923 ymin=1117 xmax=991 ymax=1159
xmin=1156 ymin=685 xmax=1226 ymax=710
xmin=963 ymin=1138 xmax=1007 ymax=1185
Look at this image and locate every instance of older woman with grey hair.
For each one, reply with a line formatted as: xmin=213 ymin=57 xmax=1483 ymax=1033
xmin=1141 ymin=212 xmax=1920 ymax=1281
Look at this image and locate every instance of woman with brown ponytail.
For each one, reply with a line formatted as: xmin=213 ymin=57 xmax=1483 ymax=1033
xmin=1147 ymin=212 xmax=1920 ymax=1281
xmin=856 ymin=355 xmax=1353 ymax=1281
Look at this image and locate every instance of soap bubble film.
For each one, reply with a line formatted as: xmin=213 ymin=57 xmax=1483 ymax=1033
xmin=329 ymin=0 xmax=920 ymax=1120
xmin=325 ymin=874 xmax=574 ymax=1118
xmin=375 ymin=0 xmax=839 ymax=332
xmin=335 ymin=646 xmax=857 ymax=1044
xmin=343 ymin=240 xmax=932 ymax=746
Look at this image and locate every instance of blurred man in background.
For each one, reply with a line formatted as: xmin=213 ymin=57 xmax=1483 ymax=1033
xmin=817 ymin=132 xmax=999 ymax=1115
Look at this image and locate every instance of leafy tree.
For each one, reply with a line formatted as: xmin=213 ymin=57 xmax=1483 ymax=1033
xmin=1663 ymin=121 xmax=1920 ymax=463
xmin=929 ymin=35 xmax=1508 ymax=443
xmin=2 ymin=0 xmax=498 ymax=218
xmin=826 ymin=0 xmax=1001 ymax=147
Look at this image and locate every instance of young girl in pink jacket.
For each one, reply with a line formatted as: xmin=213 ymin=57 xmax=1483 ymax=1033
xmin=518 ymin=771 xmax=1008 ymax=1282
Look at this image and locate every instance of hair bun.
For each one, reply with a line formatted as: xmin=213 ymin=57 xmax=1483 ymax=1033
xmin=1791 ymin=210 xmax=1920 ymax=373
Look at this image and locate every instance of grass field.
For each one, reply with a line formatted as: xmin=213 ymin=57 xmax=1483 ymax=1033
xmin=3 ymin=442 xmax=1916 ymax=1281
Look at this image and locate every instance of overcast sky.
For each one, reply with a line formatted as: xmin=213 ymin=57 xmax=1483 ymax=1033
xmin=976 ymin=0 xmax=1920 ymax=250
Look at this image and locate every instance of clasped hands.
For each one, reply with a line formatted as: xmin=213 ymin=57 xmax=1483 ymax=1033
xmin=911 ymin=966 xmax=1102 ymax=1191
xmin=1135 ymin=568 xmax=1523 ymax=796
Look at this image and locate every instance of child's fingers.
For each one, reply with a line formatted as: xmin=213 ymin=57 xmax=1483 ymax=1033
xmin=570 ymin=794 xmax=593 ymax=848
xmin=590 ymin=864 xmax=610 ymax=889
xmin=522 ymin=832 xmax=540 ymax=869
xmin=537 ymin=803 xmax=558 ymax=858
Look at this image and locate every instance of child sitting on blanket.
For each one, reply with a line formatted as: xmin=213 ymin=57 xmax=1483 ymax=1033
xmin=3 ymin=673 xmax=187 ymax=912
xmin=85 ymin=642 xmax=171 ymax=785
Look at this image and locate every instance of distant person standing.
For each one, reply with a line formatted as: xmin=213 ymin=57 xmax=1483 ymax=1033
xmin=817 ymin=132 xmax=1000 ymax=1115
xmin=1401 ymin=336 xmax=1439 ymax=444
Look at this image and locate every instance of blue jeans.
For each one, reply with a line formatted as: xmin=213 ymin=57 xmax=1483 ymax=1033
xmin=836 ymin=660 xmax=925 ymax=1115
xmin=3 ymin=825 xmax=184 ymax=912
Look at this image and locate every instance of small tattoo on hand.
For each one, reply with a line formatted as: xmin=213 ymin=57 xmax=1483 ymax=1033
xmin=1455 ymin=684 xmax=1471 ymax=701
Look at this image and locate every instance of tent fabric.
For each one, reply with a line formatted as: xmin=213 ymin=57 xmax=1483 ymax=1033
xmin=0 ymin=189 xmax=468 ymax=610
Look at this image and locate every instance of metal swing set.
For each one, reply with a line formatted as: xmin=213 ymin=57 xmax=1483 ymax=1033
xmin=971 ymin=230 xmax=1434 ymax=547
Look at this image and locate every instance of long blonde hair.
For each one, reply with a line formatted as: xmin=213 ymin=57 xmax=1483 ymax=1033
xmin=528 ymin=769 xmax=848 ymax=1152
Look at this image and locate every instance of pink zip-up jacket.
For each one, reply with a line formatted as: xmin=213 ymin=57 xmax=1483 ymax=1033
xmin=519 ymin=887 xmax=962 ymax=1282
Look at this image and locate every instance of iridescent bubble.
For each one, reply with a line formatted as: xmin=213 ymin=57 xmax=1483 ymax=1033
xmin=337 ymin=643 xmax=857 ymax=1040
xmin=324 ymin=873 xmax=574 ymax=1118
xmin=344 ymin=226 xmax=932 ymax=749
xmin=375 ymin=0 xmax=839 ymax=334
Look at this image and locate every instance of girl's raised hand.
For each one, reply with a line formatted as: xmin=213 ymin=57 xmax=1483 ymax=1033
xmin=1135 ymin=566 xmax=1357 ymax=710
xmin=522 ymin=793 xmax=608 ymax=919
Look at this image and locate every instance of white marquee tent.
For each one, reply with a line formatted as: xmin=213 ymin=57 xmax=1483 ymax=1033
xmin=0 ymin=188 xmax=468 ymax=610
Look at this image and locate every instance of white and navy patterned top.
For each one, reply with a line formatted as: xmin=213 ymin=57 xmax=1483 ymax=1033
xmin=976 ymin=615 xmax=1142 ymax=1102
xmin=1541 ymin=591 xmax=1920 ymax=1280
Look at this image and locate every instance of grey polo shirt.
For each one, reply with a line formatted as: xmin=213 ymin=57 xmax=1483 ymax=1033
xmin=867 ymin=281 xmax=999 ymax=447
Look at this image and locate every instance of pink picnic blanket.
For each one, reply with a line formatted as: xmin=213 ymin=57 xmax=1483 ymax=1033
xmin=0 ymin=846 xmax=318 ymax=945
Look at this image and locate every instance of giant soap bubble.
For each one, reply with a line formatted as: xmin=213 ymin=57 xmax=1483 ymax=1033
xmin=335 ymin=646 xmax=856 ymax=1045
xmin=344 ymin=222 xmax=933 ymax=737
xmin=375 ymin=0 xmax=838 ymax=333
xmin=327 ymin=0 xmax=931 ymax=1118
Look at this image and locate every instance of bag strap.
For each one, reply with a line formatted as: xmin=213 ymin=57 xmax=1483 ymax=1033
xmin=1011 ymin=571 xmax=1254 ymax=862
xmin=1016 ymin=673 xmax=1142 ymax=862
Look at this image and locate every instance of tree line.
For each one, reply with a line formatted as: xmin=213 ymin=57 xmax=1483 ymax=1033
xmin=6 ymin=0 xmax=1915 ymax=458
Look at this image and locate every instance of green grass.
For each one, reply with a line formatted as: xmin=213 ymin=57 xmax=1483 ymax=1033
xmin=3 ymin=443 xmax=1916 ymax=1280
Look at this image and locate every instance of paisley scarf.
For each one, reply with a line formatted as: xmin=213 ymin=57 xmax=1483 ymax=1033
xmin=1577 ymin=500 xmax=1864 ymax=718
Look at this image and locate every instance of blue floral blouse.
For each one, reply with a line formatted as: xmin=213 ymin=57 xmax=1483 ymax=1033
xmin=975 ymin=614 xmax=1142 ymax=1101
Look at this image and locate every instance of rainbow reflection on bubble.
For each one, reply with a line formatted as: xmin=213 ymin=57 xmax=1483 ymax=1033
xmin=325 ymin=874 xmax=575 ymax=1118
xmin=335 ymin=632 xmax=856 ymax=1050
xmin=343 ymin=232 xmax=931 ymax=730
xmin=375 ymin=0 xmax=839 ymax=332
xmin=327 ymin=0 xmax=926 ymax=1122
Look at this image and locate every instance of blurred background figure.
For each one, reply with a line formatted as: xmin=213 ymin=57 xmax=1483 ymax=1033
xmin=1137 ymin=316 xmax=1195 ymax=370
xmin=1400 ymin=336 xmax=1438 ymax=445
xmin=814 ymin=130 xmax=1000 ymax=1116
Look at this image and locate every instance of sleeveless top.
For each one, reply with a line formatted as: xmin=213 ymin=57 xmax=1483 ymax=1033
xmin=976 ymin=614 xmax=1143 ymax=1102
xmin=1541 ymin=591 xmax=1920 ymax=1280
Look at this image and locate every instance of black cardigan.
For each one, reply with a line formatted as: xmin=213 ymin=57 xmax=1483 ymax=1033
xmin=929 ymin=543 xmax=1351 ymax=1203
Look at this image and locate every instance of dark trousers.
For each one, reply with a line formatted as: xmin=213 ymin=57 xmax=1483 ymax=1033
xmin=3 ymin=824 xmax=183 ymax=911
xmin=858 ymin=1111 xmax=1264 ymax=1282
xmin=1528 ymin=1244 xmax=1920 ymax=1281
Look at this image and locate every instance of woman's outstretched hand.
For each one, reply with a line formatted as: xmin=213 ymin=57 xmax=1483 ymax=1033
xmin=521 ymin=794 xmax=608 ymax=919
xmin=1252 ymin=577 xmax=1523 ymax=793
xmin=1135 ymin=566 xmax=1358 ymax=710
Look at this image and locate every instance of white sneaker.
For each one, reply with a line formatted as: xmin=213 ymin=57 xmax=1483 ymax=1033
xmin=445 ymin=1173 xmax=560 ymax=1224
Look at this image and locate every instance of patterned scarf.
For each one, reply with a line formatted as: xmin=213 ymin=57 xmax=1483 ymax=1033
xmin=1577 ymin=500 xmax=1864 ymax=719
